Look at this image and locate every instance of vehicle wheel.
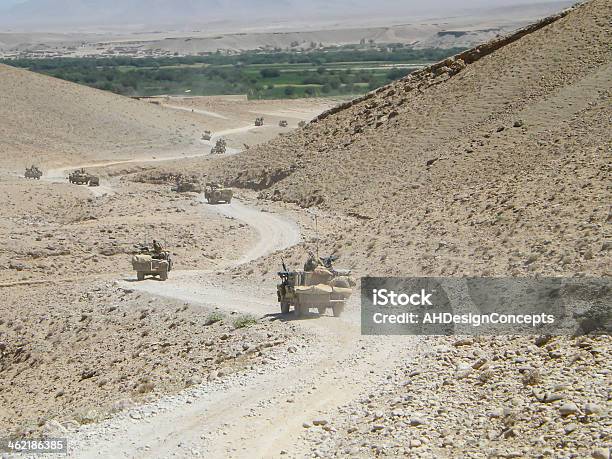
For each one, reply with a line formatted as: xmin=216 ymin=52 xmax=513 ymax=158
xmin=280 ymin=301 xmax=290 ymax=314
xmin=160 ymin=271 xmax=168 ymax=281
xmin=317 ymin=307 xmax=326 ymax=315
xmin=137 ymin=272 xmax=145 ymax=281
xmin=332 ymin=304 xmax=345 ymax=317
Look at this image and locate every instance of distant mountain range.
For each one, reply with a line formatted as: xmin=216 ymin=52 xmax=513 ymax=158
xmin=0 ymin=0 xmax=571 ymax=30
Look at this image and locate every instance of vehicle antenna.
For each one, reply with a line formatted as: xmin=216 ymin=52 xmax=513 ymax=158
xmin=164 ymin=214 xmax=168 ymax=249
xmin=314 ymin=214 xmax=319 ymax=259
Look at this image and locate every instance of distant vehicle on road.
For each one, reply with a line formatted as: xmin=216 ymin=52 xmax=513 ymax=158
xmin=68 ymin=168 xmax=92 ymax=185
xmin=24 ymin=165 xmax=42 ymax=179
xmin=210 ymin=138 xmax=227 ymax=154
xmin=205 ymin=183 xmax=233 ymax=204
xmin=171 ymin=175 xmax=201 ymax=193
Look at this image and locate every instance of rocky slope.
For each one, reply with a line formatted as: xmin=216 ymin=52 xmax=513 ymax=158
xmin=300 ymin=334 xmax=611 ymax=458
xmin=0 ymin=64 xmax=204 ymax=169
xmin=201 ymin=0 xmax=611 ymax=278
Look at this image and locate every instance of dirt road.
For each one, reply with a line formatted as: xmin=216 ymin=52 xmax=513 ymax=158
xmin=117 ymin=197 xmax=301 ymax=315
xmin=163 ymin=103 xmax=229 ymax=120
xmin=42 ymin=144 xmax=240 ymax=197
xmin=63 ymin=161 xmax=408 ymax=458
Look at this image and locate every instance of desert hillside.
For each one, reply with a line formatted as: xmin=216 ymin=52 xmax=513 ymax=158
xmin=203 ymin=0 xmax=611 ymax=277
xmin=0 ymin=64 xmax=205 ymax=169
xmin=0 ymin=1 xmax=610 ymax=457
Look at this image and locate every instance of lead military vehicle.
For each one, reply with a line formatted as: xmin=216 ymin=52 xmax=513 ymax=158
xmin=277 ymin=255 xmax=354 ymax=317
xmin=255 ymin=117 xmax=264 ymax=126
xmin=24 ymin=165 xmax=42 ymax=180
xmin=204 ymin=182 xmax=233 ymax=204
xmin=132 ymin=242 xmax=173 ymax=281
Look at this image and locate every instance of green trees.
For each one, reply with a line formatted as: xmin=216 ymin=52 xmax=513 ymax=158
xmin=260 ymin=68 xmax=281 ymax=78
xmin=0 ymin=46 xmax=465 ymax=99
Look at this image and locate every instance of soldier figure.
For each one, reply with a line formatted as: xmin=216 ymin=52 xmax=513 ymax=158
xmin=303 ymin=251 xmax=318 ymax=272
xmin=152 ymin=239 xmax=163 ymax=254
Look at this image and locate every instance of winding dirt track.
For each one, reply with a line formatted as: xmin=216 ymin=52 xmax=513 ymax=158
xmin=42 ymin=141 xmax=240 ymax=196
xmin=57 ymin=152 xmax=407 ymax=459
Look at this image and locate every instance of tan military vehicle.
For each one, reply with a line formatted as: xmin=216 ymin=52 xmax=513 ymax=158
xmin=210 ymin=138 xmax=227 ymax=155
xmin=24 ymin=165 xmax=42 ymax=180
xmin=171 ymin=175 xmax=201 ymax=193
xmin=132 ymin=243 xmax=173 ymax=281
xmin=255 ymin=117 xmax=264 ymax=126
xmin=204 ymin=182 xmax=233 ymax=204
xmin=89 ymin=176 xmax=100 ymax=187
xmin=279 ymin=120 xmax=288 ymax=127
xmin=202 ymin=130 xmax=212 ymax=141
xmin=68 ymin=168 xmax=91 ymax=185
xmin=172 ymin=180 xmax=201 ymax=193
xmin=277 ymin=255 xmax=354 ymax=317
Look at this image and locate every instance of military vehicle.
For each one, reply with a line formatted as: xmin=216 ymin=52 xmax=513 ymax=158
xmin=255 ymin=117 xmax=264 ymax=126
xmin=279 ymin=120 xmax=288 ymax=128
xmin=204 ymin=182 xmax=233 ymax=204
xmin=88 ymin=176 xmax=100 ymax=187
xmin=277 ymin=255 xmax=354 ymax=317
xmin=132 ymin=244 xmax=173 ymax=281
xmin=171 ymin=175 xmax=202 ymax=193
xmin=202 ymin=131 xmax=212 ymax=141
xmin=210 ymin=138 xmax=227 ymax=155
xmin=68 ymin=168 xmax=91 ymax=185
xmin=24 ymin=165 xmax=42 ymax=180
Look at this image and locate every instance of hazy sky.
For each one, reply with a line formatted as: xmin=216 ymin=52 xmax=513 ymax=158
xmin=0 ymin=0 xmax=565 ymax=7
xmin=0 ymin=0 xmax=25 ymax=6
xmin=0 ymin=0 xmax=569 ymax=29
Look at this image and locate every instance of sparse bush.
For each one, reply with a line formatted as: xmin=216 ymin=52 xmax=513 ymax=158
xmin=205 ymin=311 xmax=224 ymax=326
xmin=233 ymin=314 xmax=257 ymax=329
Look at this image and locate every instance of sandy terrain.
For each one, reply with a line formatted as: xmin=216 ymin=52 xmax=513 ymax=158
xmin=0 ymin=67 xmax=329 ymax=173
xmin=0 ymin=1 xmax=610 ymax=458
